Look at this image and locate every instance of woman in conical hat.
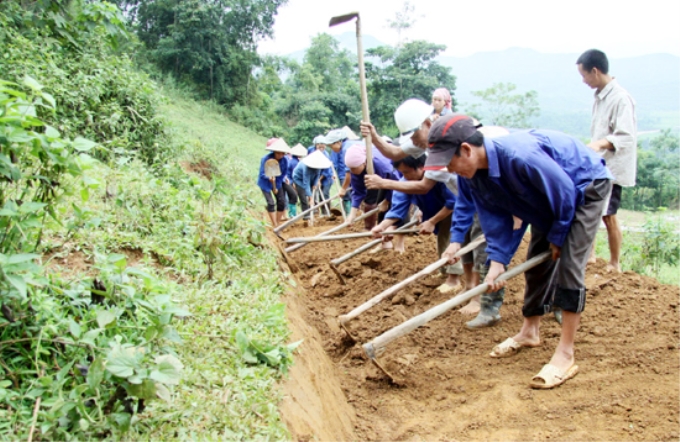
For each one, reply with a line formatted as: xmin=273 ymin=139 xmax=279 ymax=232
xmin=292 ymin=150 xmax=333 ymax=226
xmin=283 ymin=144 xmax=307 ymax=218
xmin=257 ymin=138 xmax=291 ymax=227
xmin=309 ymin=137 xmax=334 ymax=215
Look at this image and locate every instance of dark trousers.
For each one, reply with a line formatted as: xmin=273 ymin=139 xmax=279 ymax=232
xmin=262 ymin=189 xmax=286 ymax=213
xmin=282 ymin=181 xmax=298 ymax=205
xmin=522 ymin=179 xmax=612 ymax=316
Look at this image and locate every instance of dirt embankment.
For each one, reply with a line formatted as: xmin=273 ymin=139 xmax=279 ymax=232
xmin=278 ymin=218 xmax=679 ymax=441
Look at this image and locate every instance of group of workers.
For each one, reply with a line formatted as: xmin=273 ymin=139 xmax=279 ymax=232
xmin=257 ymin=49 xmax=636 ymax=389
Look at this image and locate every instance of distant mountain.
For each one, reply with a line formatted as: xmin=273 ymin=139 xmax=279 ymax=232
xmin=282 ymin=34 xmax=680 ymax=137
xmin=439 ymin=48 xmax=680 ymax=135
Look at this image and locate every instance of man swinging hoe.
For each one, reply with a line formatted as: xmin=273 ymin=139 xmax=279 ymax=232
xmin=429 ymin=114 xmax=613 ymax=389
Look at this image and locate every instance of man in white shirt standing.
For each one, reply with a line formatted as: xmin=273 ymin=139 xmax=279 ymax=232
xmin=577 ymin=49 xmax=637 ymax=273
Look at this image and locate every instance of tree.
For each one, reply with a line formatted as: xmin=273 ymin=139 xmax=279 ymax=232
xmin=467 ymin=82 xmax=539 ymax=128
xmin=119 ymin=0 xmax=287 ymax=105
xmin=270 ymin=33 xmax=361 ymax=144
xmin=365 ymin=40 xmax=456 ymax=135
xmin=386 ymin=1 xmax=422 ymax=47
xmin=622 ymin=130 xmax=680 ymax=210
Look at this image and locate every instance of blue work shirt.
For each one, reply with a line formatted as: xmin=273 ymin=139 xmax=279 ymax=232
xmin=350 ymin=147 xmax=401 ymax=209
xmin=308 ymin=145 xmax=334 ymax=181
xmin=257 ymin=152 xmax=288 ymax=193
xmin=292 ymin=162 xmax=322 ymax=198
xmin=286 ymin=156 xmax=299 ymax=181
xmin=330 ymin=139 xmax=359 ymax=184
xmin=456 ymin=129 xmax=612 ymax=265
xmin=385 ymin=178 xmax=456 ymax=233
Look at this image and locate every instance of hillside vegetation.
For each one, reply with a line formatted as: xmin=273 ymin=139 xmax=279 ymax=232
xmin=0 ymin=2 xmax=293 ymax=438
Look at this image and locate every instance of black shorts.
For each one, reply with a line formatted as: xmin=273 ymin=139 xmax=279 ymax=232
xmin=605 ymin=184 xmax=622 ymax=216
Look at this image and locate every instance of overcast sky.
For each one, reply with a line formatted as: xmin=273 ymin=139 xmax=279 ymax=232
xmin=258 ymin=0 xmax=680 ymax=58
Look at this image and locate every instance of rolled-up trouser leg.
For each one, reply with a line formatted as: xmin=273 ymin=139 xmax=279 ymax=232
xmin=262 ymin=190 xmax=276 ymax=213
xmin=553 ymin=178 xmax=612 ymax=313
xmin=522 ymin=224 xmax=559 ymax=317
xmin=436 ymin=216 xmax=463 ymax=276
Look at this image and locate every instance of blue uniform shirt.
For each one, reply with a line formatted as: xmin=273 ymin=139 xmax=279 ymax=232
xmin=385 ymin=179 xmax=456 ymax=233
xmin=257 ymin=153 xmax=288 ymax=193
xmin=456 ymin=129 xmax=612 ymax=265
xmin=292 ymin=162 xmax=322 ymax=198
xmin=330 ymin=139 xmax=359 ymax=182
xmin=350 ymin=147 xmax=401 ymax=208
xmin=287 ymin=156 xmax=299 ymax=181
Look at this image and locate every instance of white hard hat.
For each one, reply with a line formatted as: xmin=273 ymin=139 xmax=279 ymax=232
xmin=394 ymin=99 xmax=434 ymax=146
xmin=342 ymin=126 xmax=360 ymax=140
xmin=324 ymin=129 xmax=347 ymax=144
xmin=478 ymin=125 xmax=510 ymax=139
xmin=302 ymin=150 xmax=332 ymax=169
xmin=312 ymin=135 xmax=326 ymax=145
xmin=290 ymin=143 xmax=308 ymax=157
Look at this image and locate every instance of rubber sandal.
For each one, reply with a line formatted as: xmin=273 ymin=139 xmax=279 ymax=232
xmin=436 ymin=282 xmax=462 ymax=294
xmin=489 ymin=337 xmax=539 ymax=358
xmin=530 ymin=363 xmax=579 ymax=389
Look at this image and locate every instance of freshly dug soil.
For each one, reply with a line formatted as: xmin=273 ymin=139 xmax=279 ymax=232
xmin=278 ymin=217 xmax=679 ymax=441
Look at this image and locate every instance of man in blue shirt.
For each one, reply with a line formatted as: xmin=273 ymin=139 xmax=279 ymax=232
xmin=426 ymin=114 xmax=613 ymax=389
xmin=372 ymin=155 xmax=463 ymax=290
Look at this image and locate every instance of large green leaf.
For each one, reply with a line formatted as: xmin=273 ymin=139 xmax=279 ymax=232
xmin=149 ymin=354 xmax=183 ymax=385
xmin=87 ymin=357 xmax=105 ymax=389
xmin=105 ymin=345 xmax=142 ymax=379
xmin=96 ymin=309 xmax=117 ymax=328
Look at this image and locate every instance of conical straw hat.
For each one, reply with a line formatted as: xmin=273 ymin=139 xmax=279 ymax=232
xmin=302 ymin=150 xmax=332 ymax=169
xmin=291 ymin=143 xmax=308 ymax=157
xmin=265 ymin=138 xmax=291 ymax=153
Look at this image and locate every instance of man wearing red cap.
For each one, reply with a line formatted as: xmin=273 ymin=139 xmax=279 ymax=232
xmin=428 ymin=114 xmax=613 ymax=389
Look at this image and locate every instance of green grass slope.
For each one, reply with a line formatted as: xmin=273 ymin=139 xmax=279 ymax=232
xmin=36 ymin=86 xmax=295 ymax=439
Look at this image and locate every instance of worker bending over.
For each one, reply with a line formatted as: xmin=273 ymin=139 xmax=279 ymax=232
xmin=429 ymin=114 xmax=613 ymax=389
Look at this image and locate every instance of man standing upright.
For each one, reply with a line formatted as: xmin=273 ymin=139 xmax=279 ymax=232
xmin=577 ymin=49 xmax=637 ymax=273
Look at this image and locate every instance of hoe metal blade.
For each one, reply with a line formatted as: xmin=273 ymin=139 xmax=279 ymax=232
xmin=329 ymin=12 xmax=359 ymax=27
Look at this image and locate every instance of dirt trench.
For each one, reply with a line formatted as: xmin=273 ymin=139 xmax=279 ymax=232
xmin=277 ymin=217 xmax=680 ymax=441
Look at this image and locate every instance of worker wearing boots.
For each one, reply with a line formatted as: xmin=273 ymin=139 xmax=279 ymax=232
xmin=344 ymin=143 xmax=400 ymax=249
xmin=324 ymin=128 xmax=355 ymax=216
xmin=428 ymin=114 xmax=613 ymax=389
xmin=371 ymin=155 xmax=461 ymax=290
xmin=360 ymin=98 xmax=508 ymax=306
xmin=257 ymin=138 xmax=291 ymax=227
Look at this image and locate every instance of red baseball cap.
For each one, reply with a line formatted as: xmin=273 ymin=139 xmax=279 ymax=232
xmin=424 ymin=114 xmax=478 ymax=170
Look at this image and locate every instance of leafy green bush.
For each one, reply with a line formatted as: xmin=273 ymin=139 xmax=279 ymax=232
xmin=0 ymin=78 xmax=187 ymax=439
xmin=0 ymin=2 xmax=167 ymax=165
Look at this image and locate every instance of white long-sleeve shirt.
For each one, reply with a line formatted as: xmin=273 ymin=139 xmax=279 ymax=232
xmin=591 ymin=78 xmax=637 ymax=187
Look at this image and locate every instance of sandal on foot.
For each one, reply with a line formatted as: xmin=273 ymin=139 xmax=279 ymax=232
xmin=530 ymin=363 xmax=579 ymax=389
xmin=436 ymin=282 xmax=462 ymax=294
xmin=489 ymin=337 xmax=539 ymax=358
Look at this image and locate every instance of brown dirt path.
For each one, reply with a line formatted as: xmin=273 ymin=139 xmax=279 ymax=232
xmin=278 ymin=217 xmax=679 ymax=441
